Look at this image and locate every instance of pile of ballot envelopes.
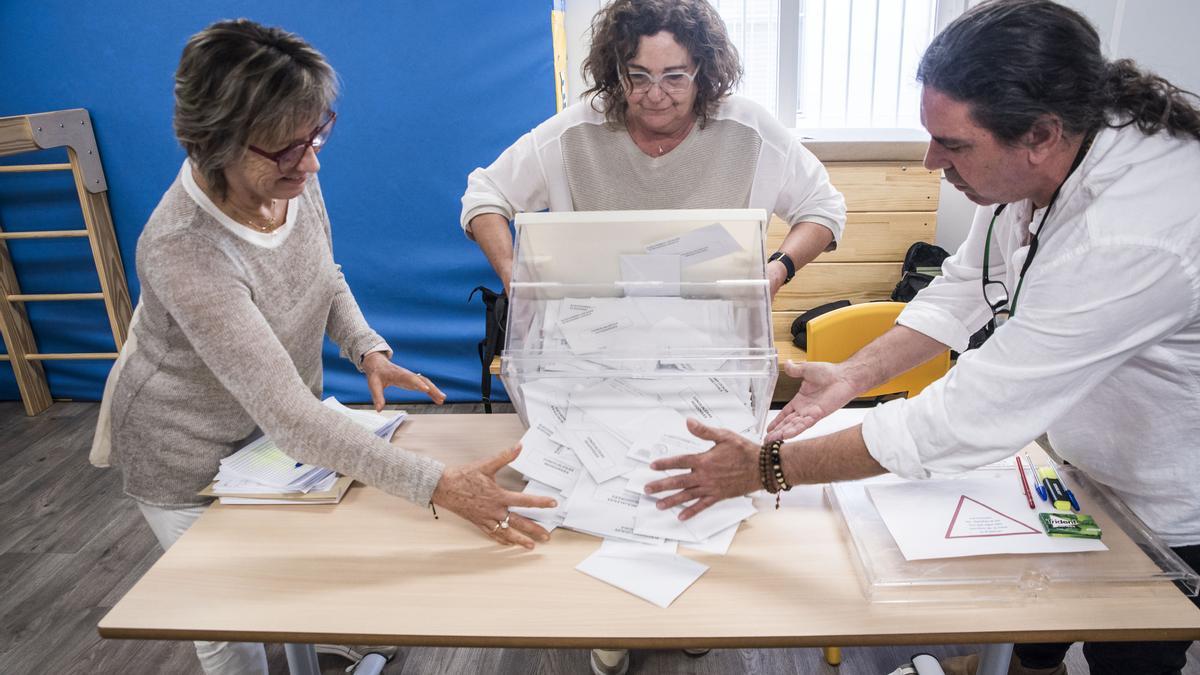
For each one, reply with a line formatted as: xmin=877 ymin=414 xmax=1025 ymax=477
xmin=506 ymin=295 xmax=768 ymax=606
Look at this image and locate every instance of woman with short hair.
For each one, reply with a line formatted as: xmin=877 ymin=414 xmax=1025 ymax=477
xmin=95 ymin=19 xmax=555 ymax=674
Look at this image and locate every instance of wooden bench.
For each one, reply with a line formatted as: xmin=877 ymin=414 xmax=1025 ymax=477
xmin=487 ymin=140 xmax=940 ymax=403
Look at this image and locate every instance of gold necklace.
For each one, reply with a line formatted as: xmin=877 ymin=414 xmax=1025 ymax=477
xmin=232 ymin=199 xmax=279 ymax=233
xmin=632 ymin=117 xmax=696 ymax=157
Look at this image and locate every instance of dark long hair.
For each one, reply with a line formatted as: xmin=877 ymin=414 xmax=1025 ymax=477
xmin=582 ymin=0 xmax=742 ymax=127
xmin=917 ymin=0 xmax=1200 ymax=144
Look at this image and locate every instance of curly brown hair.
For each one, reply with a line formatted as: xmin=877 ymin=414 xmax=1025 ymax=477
xmin=582 ymin=0 xmax=742 ymax=128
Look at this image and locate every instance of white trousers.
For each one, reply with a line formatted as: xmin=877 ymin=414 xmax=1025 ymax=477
xmin=137 ymin=502 xmax=269 ymax=675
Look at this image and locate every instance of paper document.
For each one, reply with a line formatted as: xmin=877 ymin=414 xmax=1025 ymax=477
xmin=644 ymin=223 xmax=743 ymax=268
xmin=680 ymin=523 xmax=740 ymax=556
xmin=511 ymin=422 xmax=582 ymax=492
xmin=562 ymin=473 xmax=663 ymax=545
xmin=867 ymin=473 xmax=1108 ymax=560
xmin=208 ymin=397 xmax=402 ymax=501
xmin=577 ymin=544 xmax=708 ymax=608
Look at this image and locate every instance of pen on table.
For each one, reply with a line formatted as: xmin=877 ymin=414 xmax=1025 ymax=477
xmin=1023 ymin=450 xmax=1048 ymax=501
xmin=1015 ymin=455 xmax=1036 ymax=509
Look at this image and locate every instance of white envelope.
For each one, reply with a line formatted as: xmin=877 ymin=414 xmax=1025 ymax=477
xmin=510 ymin=422 xmax=582 ymax=493
xmin=562 ymin=473 xmax=664 ymax=545
xmin=680 ymin=523 xmax=741 ymax=556
xmin=576 ymin=547 xmax=708 ymax=608
xmin=644 ymin=222 xmax=743 ymax=268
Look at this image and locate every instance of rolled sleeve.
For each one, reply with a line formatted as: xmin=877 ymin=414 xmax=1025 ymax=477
xmin=460 ymin=131 xmax=550 ymax=235
xmin=862 ymin=239 xmax=1196 ymax=481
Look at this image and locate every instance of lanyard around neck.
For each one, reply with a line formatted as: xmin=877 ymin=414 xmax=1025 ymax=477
xmin=981 ymin=131 xmax=1096 ymax=319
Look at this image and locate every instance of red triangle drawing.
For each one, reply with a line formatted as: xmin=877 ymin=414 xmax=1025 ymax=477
xmin=944 ymin=495 xmax=1041 ymax=539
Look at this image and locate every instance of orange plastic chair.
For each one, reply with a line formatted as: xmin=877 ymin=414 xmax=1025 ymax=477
xmin=805 ymin=301 xmax=950 ymax=399
xmin=807 ymin=302 xmax=950 ymax=667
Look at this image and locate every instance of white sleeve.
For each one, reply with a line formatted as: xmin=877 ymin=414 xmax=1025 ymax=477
xmin=897 ymin=205 xmax=1003 ymax=352
xmin=460 ymin=131 xmax=551 ymax=235
xmin=863 ymin=237 xmax=1196 ymax=479
xmin=773 ymin=139 xmax=847 ymax=244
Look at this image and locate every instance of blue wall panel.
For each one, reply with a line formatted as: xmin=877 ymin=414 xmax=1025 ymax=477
xmin=0 ymin=1 xmax=549 ymax=403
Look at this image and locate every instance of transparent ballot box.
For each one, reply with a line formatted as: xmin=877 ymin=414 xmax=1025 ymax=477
xmin=501 ymin=209 xmax=778 ymax=439
xmin=827 ymin=464 xmax=1200 ymax=604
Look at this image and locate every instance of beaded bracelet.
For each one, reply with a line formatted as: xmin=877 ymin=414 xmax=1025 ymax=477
xmin=764 ymin=439 xmax=790 ymax=509
xmin=759 ymin=443 xmax=775 ymax=495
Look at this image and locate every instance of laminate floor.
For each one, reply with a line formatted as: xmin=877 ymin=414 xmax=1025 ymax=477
xmin=0 ymin=400 xmax=1196 ymax=674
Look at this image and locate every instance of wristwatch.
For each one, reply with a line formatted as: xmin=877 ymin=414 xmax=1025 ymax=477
xmin=768 ymin=251 xmax=796 ymax=284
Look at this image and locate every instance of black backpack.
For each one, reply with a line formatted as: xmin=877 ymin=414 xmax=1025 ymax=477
xmin=891 ymin=241 xmax=950 ymax=302
xmin=468 ymin=286 xmax=507 ymax=413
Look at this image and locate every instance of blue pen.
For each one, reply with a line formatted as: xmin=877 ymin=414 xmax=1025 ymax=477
xmin=1066 ymin=489 xmax=1081 ymax=512
xmin=1023 ymin=451 xmax=1048 ymax=501
xmin=294 ymin=462 xmax=303 ymax=469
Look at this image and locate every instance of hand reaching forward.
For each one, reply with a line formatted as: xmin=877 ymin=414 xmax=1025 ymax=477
xmin=765 ymin=360 xmax=860 ymax=442
xmin=362 ymin=352 xmax=446 ymax=411
xmin=642 ymin=418 xmax=761 ymax=520
xmin=431 ymin=445 xmax=556 ymax=549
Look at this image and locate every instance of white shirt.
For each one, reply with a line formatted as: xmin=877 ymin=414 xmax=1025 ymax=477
xmin=459 ymin=95 xmax=846 ymax=242
xmin=862 ymin=122 xmax=1200 ymax=546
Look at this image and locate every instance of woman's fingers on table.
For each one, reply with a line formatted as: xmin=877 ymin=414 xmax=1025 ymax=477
xmin=477 ymin=444 xmax=523 ymax=476
xmin=504 ymin=487 xmax=557 ymax=510
xmin=505 ymin=512 xmax=550 ymax=546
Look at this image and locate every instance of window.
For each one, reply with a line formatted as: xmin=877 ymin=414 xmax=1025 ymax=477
xmin=714 ymin=0 xmax=942 ymax=130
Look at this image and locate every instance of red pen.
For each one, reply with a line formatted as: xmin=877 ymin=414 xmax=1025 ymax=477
xmin=1015 ymin=456 xmax=1036 ymax=509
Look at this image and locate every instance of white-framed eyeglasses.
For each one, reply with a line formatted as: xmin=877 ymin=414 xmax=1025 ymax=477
xmin=623 ymin=66 xmax=700 ymax=94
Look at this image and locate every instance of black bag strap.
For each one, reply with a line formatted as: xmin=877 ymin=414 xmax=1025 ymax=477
xmin=789 ymin=300 xmax=851 ymax=350
xmin=469 ymin=286 xmax=507 ymax=413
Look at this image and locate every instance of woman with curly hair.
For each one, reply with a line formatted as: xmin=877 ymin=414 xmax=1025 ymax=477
xmin=460 ymin=0 xmax=846 ymax=301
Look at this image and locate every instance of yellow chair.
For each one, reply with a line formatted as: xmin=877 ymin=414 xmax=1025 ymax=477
xmin=806 ymin=301 xmax=950 ymax=668
xmin=805 ymin=301 xmax=950 ymax=398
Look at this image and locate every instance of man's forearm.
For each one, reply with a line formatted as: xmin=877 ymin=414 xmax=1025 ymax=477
xmin=841 ymin=325 xmax=949 ymax=393
xmin=781 ymin=424 xmax=887 ymax=485
xmin=467 ymin=213 xmax=514 ymax=291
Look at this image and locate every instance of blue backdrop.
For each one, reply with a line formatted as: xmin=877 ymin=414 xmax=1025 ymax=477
xmin=0 ymin=1 xmax=551 ymax=404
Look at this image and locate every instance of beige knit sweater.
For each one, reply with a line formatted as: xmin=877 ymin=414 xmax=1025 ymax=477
xmin=107 ymin=164 xmax=444 ymax=507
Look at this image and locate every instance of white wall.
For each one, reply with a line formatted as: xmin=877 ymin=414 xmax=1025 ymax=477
xmin=564 ymin=0 xmax=602 ymax=106
xmin=934 ymin=0 xmax=1200 ymax=253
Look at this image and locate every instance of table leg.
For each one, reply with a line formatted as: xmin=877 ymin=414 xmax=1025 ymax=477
xmin=284 ymin=643 xmax=320 ymax=675
xmin=976 ymin=643 xmax=1014 ymax=675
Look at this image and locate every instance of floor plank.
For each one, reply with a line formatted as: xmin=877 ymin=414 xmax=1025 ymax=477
xmin=0 ymin=401 xmax=1196 ymax=674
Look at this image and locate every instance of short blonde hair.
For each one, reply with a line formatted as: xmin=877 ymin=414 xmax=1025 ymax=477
xmin=173 ymin=19 xmax=338 ymax=199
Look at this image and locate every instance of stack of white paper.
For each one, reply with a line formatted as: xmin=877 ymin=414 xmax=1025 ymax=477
xmin=510 ymin=377 xmax=760 ymax=608
xmin=210 ymin=397 xmax=406 ymax=502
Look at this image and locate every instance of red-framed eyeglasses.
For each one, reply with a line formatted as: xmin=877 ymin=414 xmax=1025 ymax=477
xmin=248 ymin=112 xmax=337 ymax=172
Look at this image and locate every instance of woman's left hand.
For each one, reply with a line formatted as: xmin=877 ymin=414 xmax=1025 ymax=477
xmin=643 ymin=418 xmax=761 ymax=520
xmin=363 ymin=352 xmax=447 ymax=411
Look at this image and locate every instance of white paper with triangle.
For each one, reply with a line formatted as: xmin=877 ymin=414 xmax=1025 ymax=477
xmin=867 ymin=471 xmax=1107 ymax=560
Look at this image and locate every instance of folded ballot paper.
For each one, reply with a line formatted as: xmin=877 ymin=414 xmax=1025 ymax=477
xmin=510 ymin=375 xmax=761 ymax=608
xmin=198 ymin=397 xmax=406 ymax=505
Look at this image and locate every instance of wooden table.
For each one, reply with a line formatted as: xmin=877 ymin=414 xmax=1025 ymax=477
xmin=99 ymin=414 xmax=1200 ymax=673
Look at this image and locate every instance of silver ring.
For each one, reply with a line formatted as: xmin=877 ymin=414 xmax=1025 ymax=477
xmin=490 ymin=520 xmax=502 ymax=533
xmin=499 ymin=515 xmax=511 ymax=530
